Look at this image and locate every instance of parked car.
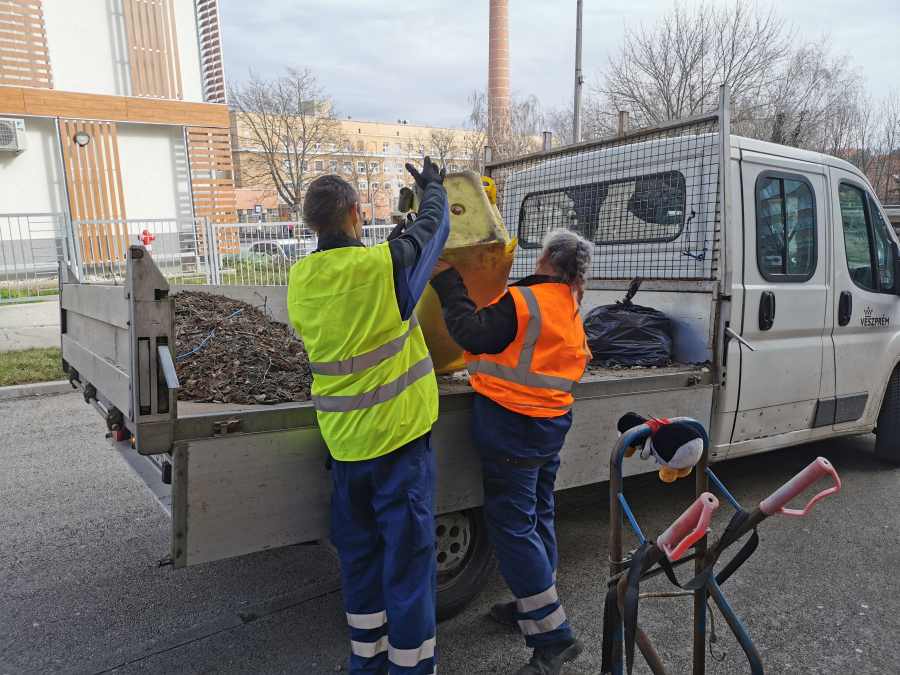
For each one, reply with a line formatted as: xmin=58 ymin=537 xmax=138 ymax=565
xmin=248 ymin=240 xmax=299 ymax=260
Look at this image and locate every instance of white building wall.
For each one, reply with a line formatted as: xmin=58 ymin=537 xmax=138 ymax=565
xmin=0 ymin=119 xmax=194 ymax=222
xmin=174 ymin=0 xmax=204 ymax=102
xmin=43 ymin=0 xmax=132 ymax=97
xmin=0 ymin=116 xmax=65 ymax=215
xmin=116 ymin=123 xmax=193 ymax=220
xmin=42 ymin=0 xmax=204 ymax=102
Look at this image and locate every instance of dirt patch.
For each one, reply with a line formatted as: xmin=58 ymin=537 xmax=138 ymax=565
xmin=174 ymin=291 xmax=312 ymax=405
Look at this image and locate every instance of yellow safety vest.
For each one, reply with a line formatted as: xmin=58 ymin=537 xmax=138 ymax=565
xmin=287 ymin=243 xmax=438 ymax=461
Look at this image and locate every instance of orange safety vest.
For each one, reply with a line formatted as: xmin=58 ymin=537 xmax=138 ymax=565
xmin=465 ymin=283 xmax=591 ymax=418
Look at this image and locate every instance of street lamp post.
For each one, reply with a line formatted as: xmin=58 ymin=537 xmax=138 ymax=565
xmin=572 ymin=0 xmax=584 ymax=145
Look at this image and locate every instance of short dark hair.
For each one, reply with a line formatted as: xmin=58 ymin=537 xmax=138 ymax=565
xmin=302 ymin=175 xmax=359 ymax=238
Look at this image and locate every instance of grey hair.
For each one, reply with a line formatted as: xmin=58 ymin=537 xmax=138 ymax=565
xmin=541 ymin=228 xmax=593 ymax=303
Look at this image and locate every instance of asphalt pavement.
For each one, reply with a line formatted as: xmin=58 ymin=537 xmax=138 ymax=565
xmin=2 ymin=392 xmax=899 ymax=675
xmin=0 ymin=327 xmax=60 ymax=352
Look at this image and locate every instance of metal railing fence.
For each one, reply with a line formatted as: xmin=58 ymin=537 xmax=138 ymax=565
xmin=68 ymin=217 xmax=211 ymax=285
xmin=2 ymin=214 xmax=396 ymax=301
xmin=206 ymin=222 xmax=393 ymax=285
xmin=0 ymin=213 xmax=66 ymax=303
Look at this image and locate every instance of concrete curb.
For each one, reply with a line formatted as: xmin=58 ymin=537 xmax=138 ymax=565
xmin=0 ymin=380 xmax=74 ymax=401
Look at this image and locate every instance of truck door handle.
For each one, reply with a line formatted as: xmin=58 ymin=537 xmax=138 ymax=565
xmin=838 ymin=291 xmax=853 ymax=326
xmin=759 ymin=291 xmax=776 ymax=330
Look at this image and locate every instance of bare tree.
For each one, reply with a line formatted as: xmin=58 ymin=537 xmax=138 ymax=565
xmin=464 ymin=89 xmax=545 ymax=162
xmin=429 ymin=128 xmax=459 ymax=170
xmin=342 ymin=136 xmax=406 ymax=224
xmin=737 ymin=36 xmax=864 ymax=150
xmin=864 ymin=90 xmax=900 ymax=203
xmin=229 ymin=67 xmax=342 ymax=213
xmin=591 ymin=0 xmax=793 ymax=132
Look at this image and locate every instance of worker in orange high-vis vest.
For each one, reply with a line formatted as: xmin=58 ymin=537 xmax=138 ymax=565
xmin=429 ymin=229 xmax=593 ymax=675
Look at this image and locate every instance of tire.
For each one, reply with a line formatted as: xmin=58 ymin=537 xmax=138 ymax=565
xmin=875 ymin=366 xmax=900 ymax=463
xmin=434 ymin=507 xmax=498 ymax=622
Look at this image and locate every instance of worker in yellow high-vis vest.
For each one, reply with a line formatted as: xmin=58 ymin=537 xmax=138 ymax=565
xmin=287 ymin=159 xmax=449 ymax=675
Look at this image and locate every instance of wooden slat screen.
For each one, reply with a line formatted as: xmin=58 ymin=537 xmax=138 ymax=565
xmin=186 ymin=126 xmax=238 ymax=253
xmin=123 ymin=0 xmax=182 ymax=100
xmin=0 ymin=0 xmax=52 ymax=89
xmin=59 ymin=119 xmax=128 ymax=264
xmin=196 ymin=0 xmax=225 ymax=104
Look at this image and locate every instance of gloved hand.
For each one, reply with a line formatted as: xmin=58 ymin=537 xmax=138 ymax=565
xmin=405 ymin=156 xmax=446 ymax=190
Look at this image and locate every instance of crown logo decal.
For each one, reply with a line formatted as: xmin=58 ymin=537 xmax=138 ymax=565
xmin=865 ymin=307 xmax=873 ymax=316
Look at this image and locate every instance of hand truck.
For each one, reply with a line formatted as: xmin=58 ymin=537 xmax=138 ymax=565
xmin=603 ymin=417 xmax=841 ymax=674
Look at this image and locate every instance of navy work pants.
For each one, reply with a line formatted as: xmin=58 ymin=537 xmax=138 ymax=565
xmin=330 ymin=432 xmax=437 ymax=675
xmin=474 ymin=393 xmax=574 ymax=648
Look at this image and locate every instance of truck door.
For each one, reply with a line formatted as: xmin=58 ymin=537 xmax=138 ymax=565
xmin=826 ymin=170 xmax=900 ymax=432
xmin=732 ymin=152 xmax=829 ymax=451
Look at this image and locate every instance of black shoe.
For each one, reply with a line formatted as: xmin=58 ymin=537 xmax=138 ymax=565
xmin=489 ymin=601 xmax=518 ymax=626
xmin=515 ymin=634 xmax=584 ymax=675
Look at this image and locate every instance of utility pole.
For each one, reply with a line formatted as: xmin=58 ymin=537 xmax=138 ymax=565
xmin=572 ymin=0 xmax=584 ymax=145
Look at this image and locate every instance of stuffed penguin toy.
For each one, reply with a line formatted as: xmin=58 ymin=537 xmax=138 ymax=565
xmin=642 ymin=422 xmax=704 ymax=482
xmin=616 ymin=413 xmax=704 ymax=482
xmin=617 ymin=412 xmax=650 ymax=458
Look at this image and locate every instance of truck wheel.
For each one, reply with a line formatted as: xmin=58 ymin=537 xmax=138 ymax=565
xmin=435 ymin=508 xmax=498 ymax=622
xmin=875 ymin=367 xmax=900 ymax=463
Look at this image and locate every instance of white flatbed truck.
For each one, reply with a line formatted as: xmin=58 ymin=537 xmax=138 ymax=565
xmin=60 ymin=91 xmax=900 ymax=619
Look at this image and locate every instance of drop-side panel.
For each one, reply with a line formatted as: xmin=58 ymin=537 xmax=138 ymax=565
xmin=171 ymin=428 xmax=331 ymax=569
xmin=171 ymin=383 xmax=713 ymax=568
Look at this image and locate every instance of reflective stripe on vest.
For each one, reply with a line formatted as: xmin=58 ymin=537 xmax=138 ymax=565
xmin=312 ymin=355 xmax=434 ymax=413
xmin=466 ymin=287 xmax=580 ymax=392
xmin=310 ymin=314 xmax=420 ymax=376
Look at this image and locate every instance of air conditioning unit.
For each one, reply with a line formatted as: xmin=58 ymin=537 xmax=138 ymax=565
xmin=0 ymin=118 xmax=28 ymax=153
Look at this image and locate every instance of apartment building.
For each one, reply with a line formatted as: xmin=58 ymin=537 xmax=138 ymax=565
xmin=231 ymin=113 xmax=484 ymax=223
xmin=0 ymin=0 xmax=234 ymax=227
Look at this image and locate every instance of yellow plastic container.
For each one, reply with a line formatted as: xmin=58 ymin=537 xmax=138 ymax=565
xmin=414 ymin=171 xmax=518 ymax=375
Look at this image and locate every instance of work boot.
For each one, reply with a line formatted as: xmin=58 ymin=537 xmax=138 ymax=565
xmin=515 ymin=634 xmax=584 ymax=675
xmin=489 ymin=601 xmax=518 ymax=626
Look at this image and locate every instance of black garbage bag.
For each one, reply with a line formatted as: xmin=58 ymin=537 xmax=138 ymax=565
xmin=584 ymin=277 xmax=674 ymax=367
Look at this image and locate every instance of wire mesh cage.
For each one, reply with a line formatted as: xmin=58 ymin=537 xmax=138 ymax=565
xmin=486 ymin=113 xmax=724 ymax=281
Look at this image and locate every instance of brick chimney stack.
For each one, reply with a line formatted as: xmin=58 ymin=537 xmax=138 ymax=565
xmin=488 ymin=0 xmax=510 ymax=158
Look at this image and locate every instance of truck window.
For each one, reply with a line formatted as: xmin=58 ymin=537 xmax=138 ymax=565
xmin=517 ymin=171 xmax=685 ymax=249
xmin=870 ymin=198 xmax=895 ymax=291
xmin=839 ymin=182 xmax=895 ymax=293
xmin=756 ymin=172 xmax=816 ymax=281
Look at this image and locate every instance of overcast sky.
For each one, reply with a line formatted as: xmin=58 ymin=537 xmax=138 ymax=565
xmin=219 ymin=0 xmax=900 ymax=128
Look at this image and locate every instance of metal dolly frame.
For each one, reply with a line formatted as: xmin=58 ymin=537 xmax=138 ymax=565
xmin=606 ymin=417 xmax=841 ymax=674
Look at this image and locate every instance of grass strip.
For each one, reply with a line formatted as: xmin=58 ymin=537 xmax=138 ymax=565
xmin=0 ymin=347 xmax=65 ymax=387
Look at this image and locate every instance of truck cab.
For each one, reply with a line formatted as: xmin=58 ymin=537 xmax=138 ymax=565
xmin=720 ymin=137 xmax=900 ymax=460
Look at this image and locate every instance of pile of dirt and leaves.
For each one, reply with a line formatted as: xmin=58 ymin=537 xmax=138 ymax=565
xmin=174 ymin=291 xmax=312 ymax=405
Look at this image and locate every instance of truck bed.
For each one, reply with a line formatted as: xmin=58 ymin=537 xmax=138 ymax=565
xmin=59 ymin=251 xmax=717 ymax=569
xmin=173 ymin=362 xmax=711 ymax=417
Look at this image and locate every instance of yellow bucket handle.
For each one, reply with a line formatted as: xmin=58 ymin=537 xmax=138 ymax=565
xmin=482 ymin=177 xmax=497 ymax=205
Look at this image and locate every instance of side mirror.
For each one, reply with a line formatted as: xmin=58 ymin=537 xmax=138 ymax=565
xmin=892 ymin=242 xmax=900 ymax=297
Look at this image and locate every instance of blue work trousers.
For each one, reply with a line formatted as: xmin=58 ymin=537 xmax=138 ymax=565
xmin=330 ymin=432 xmax=437 ymax=675
xmin=474 ymin=394 xmax=574 ymax=648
